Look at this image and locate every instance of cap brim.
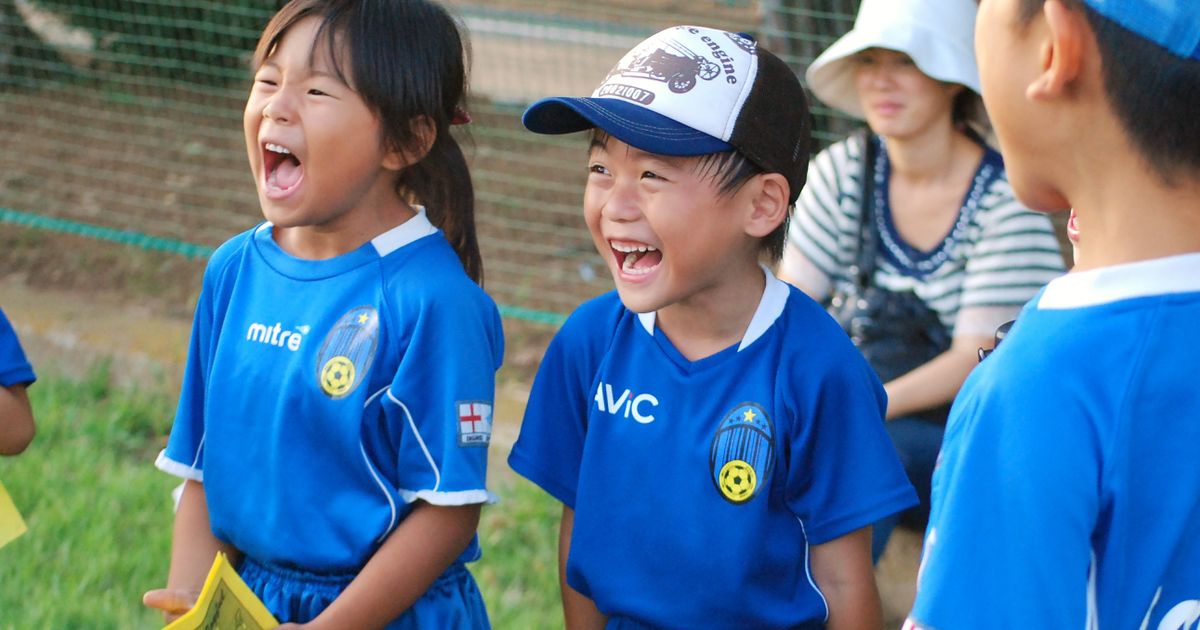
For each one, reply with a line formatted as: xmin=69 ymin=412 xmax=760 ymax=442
xmin=522 ymin=97 xmax=732 ymax=156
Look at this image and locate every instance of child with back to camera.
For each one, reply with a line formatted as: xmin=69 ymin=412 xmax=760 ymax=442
xmin=509 ymin=25 xmax=917 ymax=629
xmin=0 ymin=308 xmax=36 ymax=456
xmin=142 ymin=1 xmax=504 ymax=627
xmin=906 ymin=0 xmax=1200 ymax=627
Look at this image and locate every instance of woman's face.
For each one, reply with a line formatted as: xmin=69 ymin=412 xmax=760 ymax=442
xmin=852 ymin=48 xmax=963 ymax=141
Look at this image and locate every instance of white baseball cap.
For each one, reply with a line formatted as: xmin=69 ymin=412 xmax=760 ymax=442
xmin=523 ymin=26 xmax=813 ymax=203
xmin=805 ymin=0 xmax=982 ymax=125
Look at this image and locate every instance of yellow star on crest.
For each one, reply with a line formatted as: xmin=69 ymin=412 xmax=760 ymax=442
xmin=742 ymin=408 xmax=757 ymax=422
xmin=357 ymin=313 xmax=370 ymax=324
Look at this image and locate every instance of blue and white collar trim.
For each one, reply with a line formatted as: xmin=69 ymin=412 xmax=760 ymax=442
xmin=1037 ymin=252 xmax=1200 ymax=309
xmin=637 ymin=264 xmax=789 ymax=351
xmin=371 ymin=207 xmax=437 ymax=257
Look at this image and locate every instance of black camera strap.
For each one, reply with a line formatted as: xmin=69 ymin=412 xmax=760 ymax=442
xmin=852 ymin=128 xmax=878 ymax=292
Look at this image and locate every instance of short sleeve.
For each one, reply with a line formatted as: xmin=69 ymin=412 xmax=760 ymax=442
xmin=0 ymin=308 xmax=36 ymax=388
xmin=383 ymin=285 xmax=503 ymax=506
xmin=908 ymin=376 xmax=1099 ymax=627
xmin=781 ymin=137 xmax=863 ymax=302
xmin=783 ymin=337 xmax=917 ymax=544
xmin=157 ymin=277 xmax=217 ymax=481
xmin=508 ymin=297 xmax=618 ymax=508
xmin=157 ymin=235 xmax=246 ymax=481
xmin=955 ymin=184 xmax=1065 ymax=336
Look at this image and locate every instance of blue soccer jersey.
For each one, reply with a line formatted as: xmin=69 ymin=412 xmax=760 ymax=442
xmin=907 ymin=253 xmax=1200 ymax=629
xmin=158 ymin=210 xmax=504 ymax=573
xmin=509 ymin=269 xmax=917 ymax=628
xmin=0 ymin=308 xmax=35 ymax=388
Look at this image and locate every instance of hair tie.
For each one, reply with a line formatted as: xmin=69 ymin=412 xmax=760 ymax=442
xmin=451 ymin=107 xmax=471 ymax=125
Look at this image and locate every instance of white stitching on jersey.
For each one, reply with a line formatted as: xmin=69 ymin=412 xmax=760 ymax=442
xmin=191 ymin=433 xmax=205 ymax=470
xmin=386 ymin=389 xmax=442 ymax=491
xmin=363 ymin=385 xmax=389 ymax=409
xmin=359 ymin=442 xmax=398 ymax=543
xmin=795 ymin=516 xmax=829 ymax=623
xmin=1138 ymin=587 xmax=1163 ymax=630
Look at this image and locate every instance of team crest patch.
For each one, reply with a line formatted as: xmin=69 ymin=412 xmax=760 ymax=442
xmin=457 ymin=401 xmax=492 ymax=447
xmin=315 ymin=306 xmax=379 ymax=399
xmin=709 ymin=402 xmax=775 ymax=504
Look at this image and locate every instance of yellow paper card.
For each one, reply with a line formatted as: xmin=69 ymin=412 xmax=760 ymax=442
xmin=0 ymin=479 xmax=27 ymax=549
xmin=164 ymin=552 xmax=278 ymax=630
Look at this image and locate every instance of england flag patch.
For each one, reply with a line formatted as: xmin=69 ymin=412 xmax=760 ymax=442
xmin=457 ymin=401 xmax=493 ymax=447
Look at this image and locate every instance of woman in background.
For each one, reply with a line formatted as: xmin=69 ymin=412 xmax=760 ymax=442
xmin=779 ymin=0 xmax=1066 ymax=561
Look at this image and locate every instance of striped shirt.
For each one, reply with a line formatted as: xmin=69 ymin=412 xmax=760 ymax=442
xmin=780 ymin=133 xmax=1066 ymax=338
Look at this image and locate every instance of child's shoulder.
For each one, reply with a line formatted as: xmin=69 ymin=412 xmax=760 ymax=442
xmin=208 ymin=224 xmax=259 ymax=267
xmin=772 ymin=287 xmax=877 ymax=377
xmin=554 ymin=292 xmax=628 ymax=342
xmin=381 ymin=235 xmax=492 ymax=303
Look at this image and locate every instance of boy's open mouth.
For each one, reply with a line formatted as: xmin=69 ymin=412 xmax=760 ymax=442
xmin=263 ymin=142 xmax=303 ymax=194
xmin=610 ymin=240 xmax=662 ymax=275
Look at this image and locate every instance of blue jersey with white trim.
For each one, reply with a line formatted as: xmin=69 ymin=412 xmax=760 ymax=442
xmin=159 ymin=212 xmax=503 ymax=572
xmin=0 ymin=308 xmax=35 ymax=388
xmin=510 ymin=271 xmax=916 ymax=629
xmin=908 ymin=253 xmax=1200 ymax=629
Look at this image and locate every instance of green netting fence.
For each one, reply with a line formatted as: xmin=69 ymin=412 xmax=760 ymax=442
xmin=0 ymin=0 xmax=859 ymax=325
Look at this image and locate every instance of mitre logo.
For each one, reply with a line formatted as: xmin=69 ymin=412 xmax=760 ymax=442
xmin=246 ymin=321 xmax=308 ymax=351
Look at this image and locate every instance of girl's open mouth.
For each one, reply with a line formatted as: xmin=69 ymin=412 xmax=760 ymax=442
xmin=263 ymin=142 xmax=303 ymax=197
xmin=611 ymin=240 xmax=662 ymax=276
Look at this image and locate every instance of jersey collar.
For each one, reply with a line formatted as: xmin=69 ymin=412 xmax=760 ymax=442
xmin=637 ymin=264 xmax=790 ymax=352
xmin=370 ymin=207 xmax=437 ymax=257
xmin=1037 ymin=252 xmax=1200 ymax=310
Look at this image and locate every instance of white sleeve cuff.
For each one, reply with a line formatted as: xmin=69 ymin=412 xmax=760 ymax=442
xmin=155 ymin=450 xmax=204 ymax=482
xmin=398 ymin=488 xmax=498 ymax=506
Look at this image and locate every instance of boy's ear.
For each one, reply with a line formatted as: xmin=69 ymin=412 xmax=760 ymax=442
xmin=383 ymin=115 xmax=437 ymax=171
xmin=743 ymin=173 xmax=790 ymax=239
xmin=1027 ymin=0 xmax=1087 ymax=101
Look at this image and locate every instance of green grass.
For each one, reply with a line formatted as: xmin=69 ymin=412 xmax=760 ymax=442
xmin=0 ymin=364 xmax=176 ymax=629
xmin=0 ymin=366 xmax=563 ymax=629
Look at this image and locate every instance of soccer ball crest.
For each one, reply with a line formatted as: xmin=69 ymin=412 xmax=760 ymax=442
xmin=314 ymin=306 xmax=379 ymax=399
xmin=709 ymin=402 xmax=775 ymax=504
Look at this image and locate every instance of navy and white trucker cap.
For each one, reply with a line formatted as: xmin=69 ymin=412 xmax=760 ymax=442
xmin=1083 ymin=0 xmax=1200 ymax=60
xmin=522 ymin=25 xmax=812 ymax=203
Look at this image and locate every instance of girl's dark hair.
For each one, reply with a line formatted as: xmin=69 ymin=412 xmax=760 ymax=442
xmin=1015 ymin=0 xmax=1200 ymax=184
xmin=253 ymin=0 xmax=483 ymax=282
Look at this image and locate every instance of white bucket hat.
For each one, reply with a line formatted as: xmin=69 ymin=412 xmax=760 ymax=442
xmin=806 ymin=0 xmax=984 ymax=130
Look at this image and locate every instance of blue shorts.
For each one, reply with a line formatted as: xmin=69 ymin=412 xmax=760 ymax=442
xmin=240 ymin=557 xmax=490 ymax=629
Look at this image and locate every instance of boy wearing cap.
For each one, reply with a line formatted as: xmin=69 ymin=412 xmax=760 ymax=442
xmin=509 ymin=26 xmax=916 ymax=628
xmin=906 ymin=1 xmax=1200 ymax=628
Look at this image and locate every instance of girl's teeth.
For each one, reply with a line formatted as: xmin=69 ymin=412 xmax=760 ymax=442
xmin=266 ymin=143 xmax=290 ymax=154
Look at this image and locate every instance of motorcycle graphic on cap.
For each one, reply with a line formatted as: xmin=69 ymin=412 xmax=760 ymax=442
xmin=608 ymin=38 xmax=721 ymax=93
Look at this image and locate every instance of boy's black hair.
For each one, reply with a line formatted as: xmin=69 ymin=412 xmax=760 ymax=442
xmin=253 ymin=0 xmax=483 ymax=283
xmin=590 ymin=130 xmax=790 ymax=262
xmin=1017 ymin=0 xmax=1200 ymax=184
xmin=696 ymin=151 xmax=790 ymax=262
